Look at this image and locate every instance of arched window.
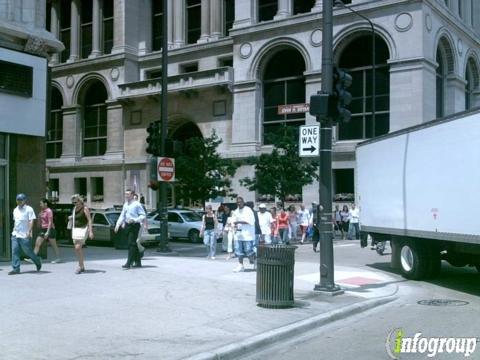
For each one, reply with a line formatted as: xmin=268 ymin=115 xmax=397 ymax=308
xmin=103 ymin=0 xmax=114 ymax=54
xmin=436 ymin=48 xmax=447 ymax=118
xmin=81 ymin=0 xmax=93 ymax=59
xmin=152 ymin=0 xmax=164 ymax=51
xmin=47 ymin=88 xmax=63 ymax=159
xmin=262 ymin=48 xmax=306 ymax=144
xmin=337 ymin=34 xmax=390 ymax=140
xmin=259 ymin=0 xmax=277 ymax=22
xmin=465 ymin=58 xmax=478 ymax=110
xmin=83 ymin=81 xmax=107 ymax=156
xmin=187 ymin=0 xmax=201 ymax=44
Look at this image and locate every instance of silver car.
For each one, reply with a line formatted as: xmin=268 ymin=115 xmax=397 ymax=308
xmin=148 ymin=209 xmax=203 ymax=243
xmin=91 ymin=210 xmax=160 ymax=248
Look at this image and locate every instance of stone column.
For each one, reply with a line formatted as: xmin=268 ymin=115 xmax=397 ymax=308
xmin=90 ymin=0 xmax=102 ymax=57
xmin=138 ymin=0 xmax=151 ymax=55
xmin=388 ymin=58 xmax=437 ymax=130
xmin=168 ymin=0 xmax=174 ymax=48
xmin=50 ymin=0 xmax=60 ymax=64
xmin=446 ymin=74 xmax=467 ymax=115
xmin=312 ymin=0 xmax=322 ymax=12
xmin=173 ymin=0 xmax=185 ymax=47
xmin=275 ymin=0 xmax=292 ymax=19
xmin=198 ymin=0 xmax=210 ymax=43
xmin=68 ymin=0 xmax=81 ymax=62
xmin=233 ymin=0 xmax=257 ymax=28
xmin=210 ymin=0 xmax=222 ymax=40
xmin=105 ymin=100 xmax=124 ymax=160
xmin=60 ymin=105 xmax=81 ymax=160
xmin=112 ymin=0 xmax=139 ymax=54
xmin=231 ymin=80 xmax=261 ymax=154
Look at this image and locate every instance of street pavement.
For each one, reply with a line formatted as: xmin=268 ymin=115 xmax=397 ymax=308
xmin=0 ymin=240 xmax=398 ymax=360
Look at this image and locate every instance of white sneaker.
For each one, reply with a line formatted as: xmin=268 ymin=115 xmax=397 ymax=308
xmin=51 ymin=258 xmax=62 ymax=264
xmin=24 ymin=258 xmax=33 ymax=263
xmin=233 ymin=265 xmax=245 ymax=273
xmin=211 ymin=256 xmax=216 ymax=260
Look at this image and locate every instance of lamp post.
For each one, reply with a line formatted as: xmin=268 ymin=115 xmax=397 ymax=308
xmin=334 ymin=0 xmax=376 ymax=133
xmin=157 ymin=0 xmax=171 ymax=253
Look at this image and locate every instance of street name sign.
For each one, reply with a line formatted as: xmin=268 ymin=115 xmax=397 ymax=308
xmin=278 ymin=103 xmax=309 ymax=115
xmin=158 ymin=157 xmax=175 ymax=182
xmin=299 ymin=125 xmax=319 ymax=157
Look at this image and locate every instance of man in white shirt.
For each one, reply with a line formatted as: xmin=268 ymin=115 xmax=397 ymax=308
xmin=231 ymin=196 xmax=255 ymax=272
xmin=257 ymin=203 xmax=273 ymax=244
xmin=9 ymin=193 xmax=42 ymax=275
xmin=115 ymin=189 xmax=146 ymax=269
xmin=348 ymin=203 xmax=360 ymax=240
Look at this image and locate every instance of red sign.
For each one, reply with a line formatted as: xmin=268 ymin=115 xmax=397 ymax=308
xmin=278 ymin=103 xmax=310 ymax=115
xmin=157 ymin=157 xmax=175 ymax=182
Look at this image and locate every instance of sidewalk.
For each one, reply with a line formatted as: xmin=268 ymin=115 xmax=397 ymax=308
xmin=0 ymin=244 xmax=398 ymax=360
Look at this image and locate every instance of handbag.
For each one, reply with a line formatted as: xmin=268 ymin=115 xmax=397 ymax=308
xmin=71 ymin=208 xmax=88 ymax=241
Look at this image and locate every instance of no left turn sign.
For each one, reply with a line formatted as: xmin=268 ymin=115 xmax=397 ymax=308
xmin=157 ymin=157 xmax=175 ymax=182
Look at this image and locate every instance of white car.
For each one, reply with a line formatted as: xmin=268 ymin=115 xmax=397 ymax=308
xmin=91 ymin=210 xmax=160 ymax=248
xmin=148 ymin=209 xmax=203 ymax=243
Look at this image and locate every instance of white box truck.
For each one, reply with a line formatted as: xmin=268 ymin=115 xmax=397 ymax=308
xmin=356 ymin=109 xmax=480 ymax=280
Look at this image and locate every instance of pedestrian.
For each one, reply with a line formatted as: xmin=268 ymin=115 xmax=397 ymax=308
xmin=298 ymin=204 xmax=310 ymax=244
xmin=133 ymin=193 xmax=147 ymax=257
xmin=8 ymin=193 xmax=42 ymax=275
xmin=340 ymin=205 xmax=350 ymax=240
xmin=200 ymin=204 xmax=218 ymax=260
xmin=231 ymin=196 xmax=256 ymax=272
xmin=71 ymin=194 xmax=94 ymax=274
xmin=115 ymin=189 xmax=146 ymax=269
xmin=33 ymin=198 xmax=61 ymax=263
xmin=311 ymin=201 xmax=320 ymax=252
xmin=246 ymin=201 xmax=261 ymax=257
xmin=276 ymin=207 xmax=289 ymax=244
xmin=221 ymin=205 xmax=230 ymax=254
xmin=257 ymin=204 xmax=273 ymax=244
xmin=333 ymin=204 xmax=344 ymax=239
xmin=224 ymin=210 xmax=235 ymax=260
xmin=288 ymin=205 xmax=299 ymax=243
xmin=348 ymin=203 xmax=360 ymax=240
xmin=270 ymin=207 xmax=279 ymax=244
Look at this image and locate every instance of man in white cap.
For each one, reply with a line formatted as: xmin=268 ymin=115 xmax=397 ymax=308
xmin=257 ymin=203 xmax=273 ymax=244
xmin=9 ymin=193 xmax=42 ymax=275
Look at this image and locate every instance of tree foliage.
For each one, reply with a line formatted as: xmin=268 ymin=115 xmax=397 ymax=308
xmin=240 ymin=125 xmax=318 ymax=206
xmin=174 ymin=130 xmax=238 ymax=206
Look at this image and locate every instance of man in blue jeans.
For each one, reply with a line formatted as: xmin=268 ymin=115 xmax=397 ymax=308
xmin=9 ymin=193 xmax=42 ymax=275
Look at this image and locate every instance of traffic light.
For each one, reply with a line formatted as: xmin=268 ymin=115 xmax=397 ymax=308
xmin=146 ymin=121 xmax=160 ymax=155
xmin=310 ymin=92 xmax=336 ymax=121
xmin=332 ymin=66 xmax=352 ymax=123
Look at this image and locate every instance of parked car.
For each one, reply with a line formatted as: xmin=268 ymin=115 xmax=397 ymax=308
xmin=91 ymin=210 xmax=160 ymax=248
xmin=148 ymin=209 xmax=203 ymax=243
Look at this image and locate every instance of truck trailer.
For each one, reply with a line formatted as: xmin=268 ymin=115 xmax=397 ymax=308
xmin=356 ymin=109 xmax=480 ymax=280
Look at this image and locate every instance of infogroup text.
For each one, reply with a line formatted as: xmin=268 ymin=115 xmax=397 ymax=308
xmin=386 ymin=329 xmax=478 ymax=358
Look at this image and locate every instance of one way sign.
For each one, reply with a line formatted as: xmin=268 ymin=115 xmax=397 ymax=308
xmin=299 ymin=125 xmax=319 ymax=157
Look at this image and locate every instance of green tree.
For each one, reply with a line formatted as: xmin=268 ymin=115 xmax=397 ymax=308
xmin=174 ymin=130 xmax=238 ymax=206
xmin=240 ymin=125 xmax=318 ymax=206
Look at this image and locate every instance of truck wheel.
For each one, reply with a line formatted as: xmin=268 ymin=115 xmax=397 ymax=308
xmin=399 ymin=242 xmax=429 ymax=280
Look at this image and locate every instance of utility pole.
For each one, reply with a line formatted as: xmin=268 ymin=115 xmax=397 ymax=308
xmin=157 ymin=0 xmax=171 ymax=253
xmin=314 ymin=0 xmax=343 ymax=294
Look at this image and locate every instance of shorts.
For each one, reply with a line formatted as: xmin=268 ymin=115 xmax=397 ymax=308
xmin=39 ymin=228 xmax=56 ymax=239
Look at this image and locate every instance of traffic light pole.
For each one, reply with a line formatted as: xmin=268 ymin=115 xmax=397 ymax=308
xmin=314 ymin=0 xmax=343 ymax=294
xmin=157 ymin=0 xmax=171 ymax=253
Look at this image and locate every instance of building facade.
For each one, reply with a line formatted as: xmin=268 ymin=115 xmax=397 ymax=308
xmin=0 ymin=0 xmax=63 ymax=260
xmin=46 ymin=0 xmax=480 ymax=210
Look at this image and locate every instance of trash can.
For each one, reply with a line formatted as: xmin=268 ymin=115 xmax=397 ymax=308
xmin=256 ymin=244 xmax=297 ymax=309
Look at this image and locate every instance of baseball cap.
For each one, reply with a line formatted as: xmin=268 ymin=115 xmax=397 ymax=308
xmin=16 ymin=193 xmax=27 ymax=201
xmin=258 ymin=203 xmax=266 ymax=209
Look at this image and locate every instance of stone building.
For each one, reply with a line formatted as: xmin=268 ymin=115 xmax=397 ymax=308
xmin=0 ymin=0 xmax=63 ymax=260
xmin=46 ymin=0 xmax=480 ymax=210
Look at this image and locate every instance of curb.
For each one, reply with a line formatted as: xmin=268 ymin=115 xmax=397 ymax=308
xmin=183 ymin=294 xmax=397 ymax=360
